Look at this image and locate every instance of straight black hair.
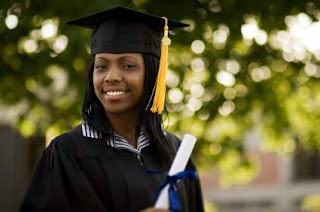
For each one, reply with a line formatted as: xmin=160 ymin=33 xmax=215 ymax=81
xmin=82 ymin=54 xmax=174 ymax=165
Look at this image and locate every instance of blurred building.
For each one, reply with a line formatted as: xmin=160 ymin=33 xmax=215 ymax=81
xmin=0 ymin=125 xmax=44 ymax=212
xmin=201 ymin=130 xmax=320 ymax=212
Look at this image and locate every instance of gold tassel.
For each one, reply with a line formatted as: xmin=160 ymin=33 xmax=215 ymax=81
xmin=150 ymin=17 xmax=171 ymax=114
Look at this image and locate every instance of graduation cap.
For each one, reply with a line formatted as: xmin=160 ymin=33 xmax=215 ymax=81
xmin=67 ymin=6 xmax=189 ymax=114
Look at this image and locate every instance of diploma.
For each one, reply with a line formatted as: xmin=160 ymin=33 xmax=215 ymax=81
xmin=154 ymin=134 xmax=197 ymax=208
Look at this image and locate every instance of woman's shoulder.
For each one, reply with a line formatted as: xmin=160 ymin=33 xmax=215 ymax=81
xmin=164 ymin=131 xmax=180 ymax=141
xmin=46 ymin=124 xmax=83 ymax=154
xmin=50 ymin=124 xmax=80 ymax=142
xmin=164 ymin=131 xmax=181 ymax=152
xmin=49 ymin=123 xmax=113 ymax=158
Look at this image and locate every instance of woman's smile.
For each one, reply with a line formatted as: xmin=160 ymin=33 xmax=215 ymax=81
xmin=104 ymin=91 xmax=126 ymax=96
xmin=101 ymin=86 xmax=129 ymax=95
xmin=101 ymin=88 xmax=129 ymax=101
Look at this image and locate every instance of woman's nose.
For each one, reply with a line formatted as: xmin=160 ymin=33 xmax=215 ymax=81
xmin=104 ymin=68 xmax=122 ymax=83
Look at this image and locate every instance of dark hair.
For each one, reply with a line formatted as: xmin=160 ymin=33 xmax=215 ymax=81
xmin=82 ymin=54 xmax=174 ymax=165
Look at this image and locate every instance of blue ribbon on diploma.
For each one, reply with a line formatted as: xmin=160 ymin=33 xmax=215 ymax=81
xmin=148 ymin=169 xmax=198 ymax=212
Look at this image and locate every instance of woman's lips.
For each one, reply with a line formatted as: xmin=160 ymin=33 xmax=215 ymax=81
xmin=101 ymin=89 xmax=128 ymax=100
xmin=104 ymin=90 xmax=126 ymax=96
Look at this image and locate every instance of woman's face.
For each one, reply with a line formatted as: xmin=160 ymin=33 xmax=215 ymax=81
xmin=93 ymin=53 xmax=145 ymax=117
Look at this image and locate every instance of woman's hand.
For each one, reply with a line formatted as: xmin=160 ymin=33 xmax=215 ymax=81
xmin=141 ymin=208 xmax=169 ymax=212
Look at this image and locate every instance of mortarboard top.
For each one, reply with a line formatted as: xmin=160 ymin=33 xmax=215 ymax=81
xmin=66 ymin=5 xmax=189 ymax=57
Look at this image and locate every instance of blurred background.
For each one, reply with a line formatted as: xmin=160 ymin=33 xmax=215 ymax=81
xmin=1 ymin=0 xmax=320 ymax=211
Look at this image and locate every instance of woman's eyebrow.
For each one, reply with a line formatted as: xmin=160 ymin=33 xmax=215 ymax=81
xmin=118 ymin=56 xmax=139 ymax=62
xmin=95 ymin=57 xmax=108 ymax=62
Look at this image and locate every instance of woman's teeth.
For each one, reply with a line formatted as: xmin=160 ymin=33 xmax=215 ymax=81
xmin=106 ymin=91 xmax=126 ymax=96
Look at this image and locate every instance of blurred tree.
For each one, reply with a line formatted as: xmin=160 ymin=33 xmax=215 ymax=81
xmin=1 ymin=0 xmax=320 ymax=186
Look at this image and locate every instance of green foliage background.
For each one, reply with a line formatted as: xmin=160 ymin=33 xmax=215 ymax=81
xmin=1 ymin=0 xmax=320 ymax=186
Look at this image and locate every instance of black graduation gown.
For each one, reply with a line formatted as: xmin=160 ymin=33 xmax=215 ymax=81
xmin=20 ymin=125 xmax=204 ymax=212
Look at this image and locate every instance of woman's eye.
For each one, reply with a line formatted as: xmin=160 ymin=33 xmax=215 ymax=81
xmin=95 ymin=65 xmax=106 ymax=70
xmin=123 ymin=64 xmax=135 ymax=69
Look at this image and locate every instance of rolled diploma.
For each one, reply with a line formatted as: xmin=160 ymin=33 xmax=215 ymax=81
xmin=154 ymin=134 xmax=197 ymax=208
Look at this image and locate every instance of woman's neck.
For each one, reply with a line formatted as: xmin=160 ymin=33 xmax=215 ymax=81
xmin=106 ymin=111 xmax=140 ymax=148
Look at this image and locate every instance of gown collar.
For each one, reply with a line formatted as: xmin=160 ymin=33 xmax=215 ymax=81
xmin=81 ymin=122 xmax=150 ymax=155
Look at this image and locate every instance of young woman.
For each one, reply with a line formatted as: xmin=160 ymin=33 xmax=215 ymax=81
xmin=20 ymin=6 xmax=204 ymax=212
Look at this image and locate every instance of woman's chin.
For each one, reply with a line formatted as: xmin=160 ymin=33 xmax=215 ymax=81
xmin=103 ymin=105 xmax=138 ymax=116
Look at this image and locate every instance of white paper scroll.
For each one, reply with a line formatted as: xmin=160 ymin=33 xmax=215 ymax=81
xmin=154 ymin=134 xmax=197 ymax=208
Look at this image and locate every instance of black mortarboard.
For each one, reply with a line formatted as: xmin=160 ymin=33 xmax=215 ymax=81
xmin=66 ymin=5 xmax=188 ymax=58
xmin=67 ymin=6 xmax=189 ymax=114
